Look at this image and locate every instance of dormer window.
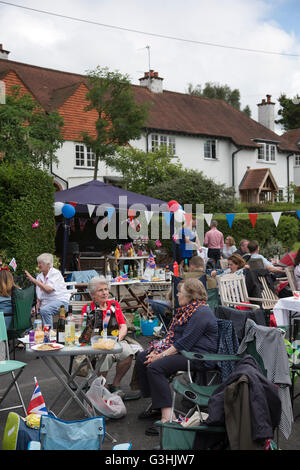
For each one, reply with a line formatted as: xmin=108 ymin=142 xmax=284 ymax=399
xmin=257 ymin=143 xmax=276 ymax=162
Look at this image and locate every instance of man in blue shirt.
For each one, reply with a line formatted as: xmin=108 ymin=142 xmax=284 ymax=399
xmin=248 ymin=240 xmax=285 ymax=275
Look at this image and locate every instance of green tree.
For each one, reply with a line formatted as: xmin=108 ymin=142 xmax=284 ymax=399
xmin=146 ymin=168 xmax=235 ymax=213
xmin=82 ymin=66 xmax=149 ymax=180
xmin=276 ymin=93 xmax=300 ymax=131
xmin=105 ymin=146 xmax=182 ymax=194
xmin=187 ymin=81 xmax=251 ymax=116
xmin=0 ymin=85 xmax=64 ymax=166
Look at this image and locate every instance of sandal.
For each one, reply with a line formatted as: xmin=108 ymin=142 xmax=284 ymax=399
xmin=138 ymin=408 xmax=161 ymax=420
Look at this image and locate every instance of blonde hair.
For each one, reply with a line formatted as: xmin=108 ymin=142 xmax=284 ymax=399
xmin=225 ymin=236 xmax=235 ymax=246
xmin=180 ymin=278 xmax=207 ymax=302
xmin=0 ymin=270 xmax=15 ymax=297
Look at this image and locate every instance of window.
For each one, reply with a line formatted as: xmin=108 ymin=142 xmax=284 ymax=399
xmin=295 ymin=155 xmax=300 ymax=166
xmin=257 ymin=143 xmax=276 ymax=162
xmin=75 ymin=144 xmax=95 ymax=168
xmin=151 ymin=134 xmax=176 ymax=155
xmin=204 ymin=139 xmax=217 ymax=159
xmin=275 ymin=189 xmax=284 ymax=202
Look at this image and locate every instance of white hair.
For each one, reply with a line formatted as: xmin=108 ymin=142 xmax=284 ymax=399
xmin=88 ymin=276 xmax=110 ymax=294
xmin=37 ymin=253 xmax=53 ymax=268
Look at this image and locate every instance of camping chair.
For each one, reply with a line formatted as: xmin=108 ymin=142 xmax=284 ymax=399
xmin=8 ymin=285 xmax=35 ymax=359
xmin=26 ymin=414 xmax=131 ymax=450
xmin=247 ymin=257 xmax=265 ymax=270
xmin=0 ymin=312 xmax=27 ymax=416
xmin=144 ymin=298 xmax=173 ymax=334
xmin=2 ymin=412 xmax=39 ymax=450
xmin=285 ymin=266 xmax=297 ymax=292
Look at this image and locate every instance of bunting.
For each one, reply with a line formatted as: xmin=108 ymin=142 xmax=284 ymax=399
xmin=184 ymin=212 xmax=193 ymax=226
xmin=144 ymin=211 xmax=153 ymax=224
xmin=204 ymin=214 xmax=213 ymax=227
xmin=87 ymin=204 xmax=95 ymax=218
xmin=271 ymin=212 xmax=282 ymax=227
xmin=248 ymin=213 xmax=258 ymax=228
xmin=226 ymin=213 xmax=235 ymax=228
xmin=163 ymin=212 xmax=172 ymax=226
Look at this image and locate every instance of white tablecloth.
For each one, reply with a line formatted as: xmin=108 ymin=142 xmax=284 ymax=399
xmin=273 ymin=296 xmax=300 ymax=326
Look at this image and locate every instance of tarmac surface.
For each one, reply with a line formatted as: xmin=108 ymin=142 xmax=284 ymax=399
xmin=1 ymin=332 xmax=300 ymax=454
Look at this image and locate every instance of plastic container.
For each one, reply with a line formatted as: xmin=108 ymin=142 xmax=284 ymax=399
xmin=141 ymin=318 xmax=159 ymax=336
xmin=91 ymin=335 xmax=117 ymax=350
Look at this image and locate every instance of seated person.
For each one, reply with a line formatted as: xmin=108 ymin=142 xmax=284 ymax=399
xmin=25 ymin=253 xmax=70 ymax=328
xmin=222 ymin=236 xmax=237 ymax=259
xmin=81 ymin=276 xmax=135 ymax=396
xmin=211 ymin=253 xmax=248 ymax=277
xmin=0 ymin=267 xmax=18 ymax=329
xmin=234 ymin=239 xmax=250 ymax=260
xmin=294 ymin=248 xmax=300 ymax=290
xmin=136 ymin=278 xmax=218 ymax=435
xmin=247 ymin=240 xmax=285 ymax=275
xmin=182 ymin=255 xmax=207 ymax=290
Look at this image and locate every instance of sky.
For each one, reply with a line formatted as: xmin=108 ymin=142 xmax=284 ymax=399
xmin=1 ymin=0 xmax=300 ymax=133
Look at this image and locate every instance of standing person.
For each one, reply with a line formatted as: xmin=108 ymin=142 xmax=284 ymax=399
xmin=222 ymin=236 xmax=237 ymax=259
xmin=293 ymin=249 xmax=300 ymax=290
xmin=0 ymin=267 xmax=18 ymax=329
xmin=136 ymin=278 xmax=218 ymax=435
xmin=24 ymin=253 xmax=70 ymax=328
xmin=179 ymin=217 xmax=202 ymax=267
xmin=204 ymin=220 xmax=224 ymax=268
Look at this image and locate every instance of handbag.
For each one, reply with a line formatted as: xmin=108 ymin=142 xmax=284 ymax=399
xmin=85 ymin=376 xmax=127 ymax=419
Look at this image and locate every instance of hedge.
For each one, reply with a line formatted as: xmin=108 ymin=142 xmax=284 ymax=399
xmin=0 ymin=162 xmax=56 ymax=274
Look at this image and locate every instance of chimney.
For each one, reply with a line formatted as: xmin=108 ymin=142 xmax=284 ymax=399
xmin=257 ymin=94 xmax=275 ymax=131
xmin=139 ymin=70 xmax=163 ymax=93
xmin=0 ymin=44 xmax=10 ymax=59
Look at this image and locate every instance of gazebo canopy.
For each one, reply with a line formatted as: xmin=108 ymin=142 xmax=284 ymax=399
xmin=54 ymin=180 xmax=167 ymax=213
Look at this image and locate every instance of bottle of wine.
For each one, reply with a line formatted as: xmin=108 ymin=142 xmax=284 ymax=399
xmin=56 ymin=305 xmax=66 ymax=344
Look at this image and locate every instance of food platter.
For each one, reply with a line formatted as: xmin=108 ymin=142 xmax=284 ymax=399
xmin=31 ymin=343 xmax=64 ymax=351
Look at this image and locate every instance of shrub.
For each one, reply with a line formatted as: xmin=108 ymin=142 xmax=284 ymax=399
xmin=0 ymin=162 xmax=56 ymax=274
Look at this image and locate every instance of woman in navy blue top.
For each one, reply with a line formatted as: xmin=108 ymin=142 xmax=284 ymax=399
xmin=136 ymin=278 xmax=218 ymax=434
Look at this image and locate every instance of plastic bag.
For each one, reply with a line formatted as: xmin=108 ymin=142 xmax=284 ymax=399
xmin=85 ymin=376 xmax=127 ymax=419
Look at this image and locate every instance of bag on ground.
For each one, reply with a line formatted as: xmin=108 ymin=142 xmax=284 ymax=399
xmin=85 ymin=376 xmax=127 ymax=419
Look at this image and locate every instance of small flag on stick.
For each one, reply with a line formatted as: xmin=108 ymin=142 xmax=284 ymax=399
xmin=27 ymin=377 xmax=48 ymax=416
xmin=9 ymin=258 xmax=17 ymax=272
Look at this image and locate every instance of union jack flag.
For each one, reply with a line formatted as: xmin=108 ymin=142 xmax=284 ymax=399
xmin=27 ymin=377 xmax=48 ymax=416
xmin=9 ymin=258 xmax=17 ymax=272
xmin=146 ymin=251 xmax=156 ymax=269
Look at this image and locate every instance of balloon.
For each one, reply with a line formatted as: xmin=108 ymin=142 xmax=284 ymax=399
xmin=54 ymin=201 xmax=64 ymax=216
xmin=174 ymin=208 xmax=185 ymax=223
xmin=62 ymin=204 xmax=76 ymax=219
xmin=168 ymin=200 xmax=180 ymax=213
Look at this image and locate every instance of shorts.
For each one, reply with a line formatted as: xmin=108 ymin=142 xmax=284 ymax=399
xmin=99 ymin=340 xmax=134 ymax=372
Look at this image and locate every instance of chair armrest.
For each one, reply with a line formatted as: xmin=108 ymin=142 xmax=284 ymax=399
xmin=112 ymin=443 xmax=132 ymax=450
xmin=27 ymin=441 xmax=41 ymax=450
xmin=180 ymin=350 xmax=240 ymax=362
xmin=223 ymin=300 xmax=260 ymax=310
xmin=248 ymin=297 xmax=277 ymax=305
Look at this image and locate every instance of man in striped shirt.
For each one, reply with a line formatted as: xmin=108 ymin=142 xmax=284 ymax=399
xmin=204 ymin=220 xmax=224 ymax=268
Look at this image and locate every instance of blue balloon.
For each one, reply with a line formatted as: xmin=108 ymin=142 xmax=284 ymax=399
xmin=62 ymin=204 xmax=75 ymax=219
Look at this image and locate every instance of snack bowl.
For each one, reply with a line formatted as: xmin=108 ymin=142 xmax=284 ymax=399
xmin=293 ymin=291 xmax=300 ymax=299
xmin=91 ymin=335 xmax=117 ymax=350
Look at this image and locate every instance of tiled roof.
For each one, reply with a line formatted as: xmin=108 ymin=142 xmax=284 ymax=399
xmin=0 ymin=57 xmax=299 ymax=152
xmin=281 ymin=128 xmax=300 ymax=148
xmin=239 ymin=168 xmax=278 ymax=191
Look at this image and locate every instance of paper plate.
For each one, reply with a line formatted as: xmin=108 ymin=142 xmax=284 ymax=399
xmin=31 ymin=343 xmax=64 ymax=351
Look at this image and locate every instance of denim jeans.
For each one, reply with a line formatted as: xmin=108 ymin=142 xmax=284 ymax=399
xmin=39 ymin=300 xmax=69 ymax=328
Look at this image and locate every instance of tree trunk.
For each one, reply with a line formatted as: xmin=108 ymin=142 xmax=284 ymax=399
xmin=93 ymin=154 xmax=99 ymax=180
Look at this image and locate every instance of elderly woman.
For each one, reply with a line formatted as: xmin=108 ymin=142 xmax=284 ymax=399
xmin=25 ymin=253 xmax=70 ymax=328
xmin=81 ymin=276 xmax=135 ymax=396
xmin=0 ymin=267 xmax=18 ymax=329
xmin=136 ymin=278 xmax=218 ymax=435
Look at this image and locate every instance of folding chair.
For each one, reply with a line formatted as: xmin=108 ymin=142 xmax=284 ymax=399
xmin=8 ymin=285 xmax=35 ymax=359
xmin=144 ymin=299 xmax=173 ymax=334
xmin=0 ymin=312 xmax=27 ymax=415
xmin=27 ymin=414 xmax=131 ymax=450
xmin=285 ymin=266 xmax=297 ymax=292
xmin=217 ymin=273 xmax=261 ymax=310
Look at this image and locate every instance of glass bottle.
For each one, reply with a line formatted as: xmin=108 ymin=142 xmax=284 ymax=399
xmin=56 ymin=305 xmax=66 ymax=344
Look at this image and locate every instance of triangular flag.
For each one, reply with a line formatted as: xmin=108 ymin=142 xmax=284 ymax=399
xmin=271 ymin=212 xmax=282 ymax=227
xmin=204 ymin=214 xmax=213 ymax=227
xmin=184 ymin=213 xmax=193 ymax=226
xmin=163 ymin=212 xmax=172 ymax=226
xmin=27 ymin=377 xmax=48 ymax=416
xmin=69 ymin=201 xmax=77 ymax=208
xmin=87 ymin=204 xmax=95 ymax=218
xmin=248 ymin=213 xmax=258 ymax=228
xmin=32 ymin=220 xmax=39 ymax=228
xmin=128 ymin=209 xmax=136 ymax=217
xmin=106 ymin=207 xmax=115 ymax=220
xmin=296 ymin=211 xmax=300 ymax=220
xmin=226 ymin=213 xmax=235 ymax=228
xmin=9 ymin=258 xmax=17 ymax=272
xmin=144 ymin=211 xmax=153 ymax=224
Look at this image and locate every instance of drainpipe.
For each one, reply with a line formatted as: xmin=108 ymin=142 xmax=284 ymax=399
xmin=286 ymin=153 xmax=294 ymax=202
xmin=145 ymin=129 xmax=149 ymax=153
xmin=50 ymin=161 xmax=69 ymax=189
xmin=231 ymin=147 xmax=242 ymax=192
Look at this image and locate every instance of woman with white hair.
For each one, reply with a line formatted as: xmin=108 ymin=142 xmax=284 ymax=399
xmin=81 ymin=276 xmax=136 ymax=397
xmin=25 ymin=253 xmax=70 ymax=327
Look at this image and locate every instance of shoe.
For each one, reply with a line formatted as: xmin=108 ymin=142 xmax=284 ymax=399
xmin=145 ymin=425 xmax=159 ymax=436
xmin=108 ymin=384 xmax=125 ymax=398
xmin=123 ymin=390 xmax=142 ymax=401
xmin=138 ymin=408 xmax=161 ymax=420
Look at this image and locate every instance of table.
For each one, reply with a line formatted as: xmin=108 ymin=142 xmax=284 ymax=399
xmin=110 ymin=280 xmax=171 ymax=313
xmin=23 ymin=340 xmax=122 ymax=420
xmin=273 ymin=296 xmax=300 ymax=327
xmin=108 ymin=255 xmax=150 ymax=274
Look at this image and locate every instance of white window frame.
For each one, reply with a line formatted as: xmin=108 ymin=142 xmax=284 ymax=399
xmin=75 ymin=144 xmax=95 ymax=168
xmin=204 ymin=139 xmax=217 ymax=159
xmin=257 ymin=143 xmax=276 ymax=162
xmin=295 ymin=155 xmax=300 ymax=167
xmin=151 ymin=134 xmax=176 ymax=155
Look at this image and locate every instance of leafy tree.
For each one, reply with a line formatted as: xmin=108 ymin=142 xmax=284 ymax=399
xmin=82 ymin=66 xmax=149 ymax=179
xmin=0 ymin=85 xmax=64 ymax=166
xmin=187 ymin=81 xmax=251 ymax=116
xmin=146 ymin=168 xmax=235 ymax=213
xmin=276 ymin=93 xmax=300 ymax=131
xmin=105 ymin=146 xmax=182 ymax=194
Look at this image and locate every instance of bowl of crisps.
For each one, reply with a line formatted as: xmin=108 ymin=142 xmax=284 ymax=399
xmin=91 ymin=335 xmax=117 ymax=350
